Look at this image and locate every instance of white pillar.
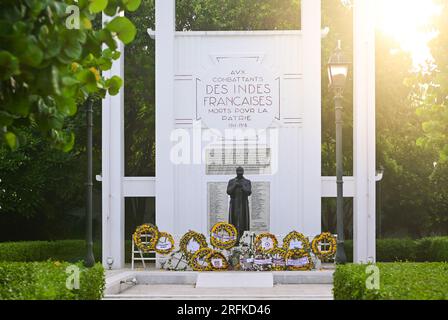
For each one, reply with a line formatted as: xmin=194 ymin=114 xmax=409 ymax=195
xmin=102 ymin=15 xmax=125 ymax=269
xmin=155 ymin=0 xmax=175 ymax=232
xmin=353 ymin=0 xmax=376 ymax=263
xmin=301 ymin=0 xmax=322 ymax=236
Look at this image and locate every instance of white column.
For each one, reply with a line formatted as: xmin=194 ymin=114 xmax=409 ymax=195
xmin=155 ymin=0 xmax=175 ymax=232
xmin=301 ymin=0 xmax=322 ymax=236
xmin=353 ymin=0 xmax=376 ymax=263
xmin=102 ymin=15 xmax=125 ymax=269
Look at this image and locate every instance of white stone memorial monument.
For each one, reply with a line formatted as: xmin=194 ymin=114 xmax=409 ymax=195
xmin=101 ymin=0 xmax=377 ymax=269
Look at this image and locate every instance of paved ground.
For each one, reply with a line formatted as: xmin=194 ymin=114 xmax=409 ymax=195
xmin=104 ymin=265 xmax=335 ymax=300
xmin=104 ymin=284 xmax=333 ymax=300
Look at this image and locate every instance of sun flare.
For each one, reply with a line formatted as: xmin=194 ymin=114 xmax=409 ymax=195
xmin=375 ymin=0 xmax=442 ymax=69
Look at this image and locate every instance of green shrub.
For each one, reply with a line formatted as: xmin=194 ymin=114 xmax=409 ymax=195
xmin=416 ymin=237 xmax=448 ymax=262
xmin=0 ymin=261 xmax=104 ymax=300
xmin=334 ymin=262 xmax=448 ymax=300
xmin=344 ymin=238 xmax=448 ymax=262
xmin=376 ymin=239 xmax=417 ymax=261
xmin=0 ymin=240 xmax=102 ymax=263
xmin=0 ymin=239 xmax=136 ymax=263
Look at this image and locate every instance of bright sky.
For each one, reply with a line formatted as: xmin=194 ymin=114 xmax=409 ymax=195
xmin=375 ymin=0 xmax=443 ymax=70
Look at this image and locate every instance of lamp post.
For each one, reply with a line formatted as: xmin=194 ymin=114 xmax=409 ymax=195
xmin=85 ymin=97 xmax=95 ymax=267
xmin=328 ymin=40 xmax=351 ymax=264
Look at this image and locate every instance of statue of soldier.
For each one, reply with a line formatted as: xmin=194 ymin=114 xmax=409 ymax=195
xmin=227 ymin=167 xmax=252 ymax=240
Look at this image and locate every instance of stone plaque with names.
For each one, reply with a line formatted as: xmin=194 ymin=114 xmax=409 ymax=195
xmin=207 ymin=181 xmax=270 ymax=232
xmin=206 ymin=147 xmax=271 ymax=175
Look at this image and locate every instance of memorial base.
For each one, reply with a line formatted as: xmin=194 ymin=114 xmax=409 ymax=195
xmin=105 ymin=269 xmax=334 ymax=297
xmin=196 ymin=273 xmax=273 ymax=288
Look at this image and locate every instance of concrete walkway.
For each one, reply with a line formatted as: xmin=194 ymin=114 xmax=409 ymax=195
xmin=104 ymin=269 xmax=334 ymax=300
xmin=104 ymin=284 xmax=333 ymax=300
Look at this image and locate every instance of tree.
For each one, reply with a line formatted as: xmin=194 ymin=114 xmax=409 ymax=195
xmin=409 ymin=0 xmax=448 ymax=233
xmin=411 ymin=0 xmax=448 ymax=163
xmin=0 ymin=0 xmax=141 ymax=151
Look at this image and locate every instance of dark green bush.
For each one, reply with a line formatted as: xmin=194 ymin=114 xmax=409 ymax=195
xmin=0 ymin=261 xmax=104 ymax=300
xmin=344 ymin=237 xmax=448 ymax=262
xmin=415 ymin=237 xmax=448 ymax=262
xmin=0 ymin=239 xmax=134 ymax=263
xmin=0 ymin=240 xmax=102 ymax=263
xmin=334 ymin=263 xmax=448 ymax=300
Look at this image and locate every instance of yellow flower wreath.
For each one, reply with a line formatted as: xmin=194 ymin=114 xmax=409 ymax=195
xmin=154 ymin=231 xmax=175 ymax=255
xmin=270 ymin=247 xmax=287 ymax=271
xmin=210 ymin=222 xmax=238 ymax=250
xmin=311 ymin=232 xmax=337 ymax=261
xmin=179 ymin=230 xmax=208 ymax=259
xmin=254 ymin=233 xmax=278 ymax=254
xmin=282 ymin=231 xmax=310 ymax=252
xmin=133 ymin=223 xmax=159 ymax=253
xmin=285 ymin=249 xmax=314 ymax=271
xmin=190 ymin=247 xmax=213 ymax=271
xmin=205 ymin=250 xmax=229 ymax=271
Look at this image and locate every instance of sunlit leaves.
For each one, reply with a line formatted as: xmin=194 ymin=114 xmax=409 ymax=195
xmin=106 ymin=16 xmax=137 ymax=44
xmin=89 ymin=0 xmax=108 ymax=13
xmin=106 ymin=76 xmax=123 ymax=95
xmin=123 ymin=0 xmax=142 ymax=12
xmin=0 ymin=0 xmax=141 ymax=151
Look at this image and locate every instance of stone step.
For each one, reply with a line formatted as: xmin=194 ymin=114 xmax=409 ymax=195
xmin=105 ymin=270 xmax=334 ymax=297
xmin=196 ymin=273 xmax=274 ymax=288
xmin=103 ymin=284 xmax=333 ymax=300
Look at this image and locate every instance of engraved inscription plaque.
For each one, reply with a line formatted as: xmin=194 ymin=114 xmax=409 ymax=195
xmin=206 ymin=147 xmax=271 ymax=175
xmin=207 ymin=181 xmax=270 ymax=232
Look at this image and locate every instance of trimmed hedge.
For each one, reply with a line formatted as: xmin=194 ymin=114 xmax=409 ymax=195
xmin=0 ymin=240 xmax=102 ymax=263
xmin=0 ymin=240 xmax=134 ymax=263
xmin=0 ymin=261 xmax=105 ymax=300
xmin=333 ymin=263 xmax=448 ymax=300
xmin=415 ymin=237 xmax=448 ymax=262
xmin=344 ymin=237 xmax=448 ymax=262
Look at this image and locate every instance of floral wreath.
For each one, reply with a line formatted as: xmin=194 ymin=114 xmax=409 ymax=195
xmin=154 ymin=231 xmax=175 ymax=255
xmin=133 ymin=223 xmax=159 ymax=253
xmin=285 ymin=249 xmax=314 ymax=271
xmin=254 ymin=233 xmax=278 ymax=254
xmin=190 ymin=248 xmax=213 ymax=271
xmin=179 ymin=230 xmax=208 ymax=259
xmin=269 ymin=247 xmax=287 ymax=271
xmin=311 ymin=232 xmax=337 ymax=260
xmin=210 ymin=222 xmax=238 ymax=250
xmin=206 ymin=250 xmax=229 ymax=271
xmin=282 ymin=231 xmax=310 ymax=252
xmin=254 ymin=253 xmax=272 ymax=272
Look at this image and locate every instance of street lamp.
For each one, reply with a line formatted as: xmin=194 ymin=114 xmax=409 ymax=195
xmin=85 ymin=97 xmax=95 ymax=267
xmin=328 ymin=40 xmax=351 ymax=264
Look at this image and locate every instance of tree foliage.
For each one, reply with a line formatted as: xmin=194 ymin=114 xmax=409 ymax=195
xmin=411 ymin=0 xmax=448 ymax=163
xmin=1 ymin=0 xmax=447 ymax=240
xmin=0 ymin=0 xmax=141 ymax=151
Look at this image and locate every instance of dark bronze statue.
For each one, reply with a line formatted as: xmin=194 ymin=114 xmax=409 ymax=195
xmin=227 ymin=167 xmax=252 ymax=240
